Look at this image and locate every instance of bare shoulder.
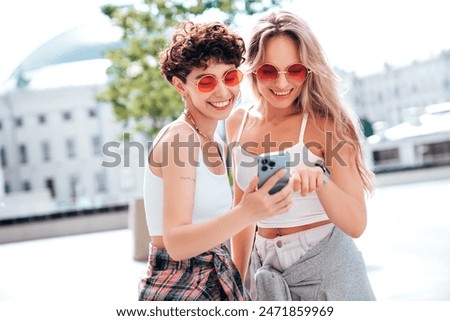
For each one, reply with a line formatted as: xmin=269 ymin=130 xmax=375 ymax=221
xmin=158 ymin=121 xmax=199 ymax=145
xmin=153 ymin=121 xmax=200 ymax=159
xmin=225 ymin=105 xmax=249 ymax=141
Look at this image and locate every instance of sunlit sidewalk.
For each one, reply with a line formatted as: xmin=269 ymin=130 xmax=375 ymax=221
xmin=1 ymin=178 xmax=450 ymax=301
xmin=0 ymin=229 xmax=145 ymax=301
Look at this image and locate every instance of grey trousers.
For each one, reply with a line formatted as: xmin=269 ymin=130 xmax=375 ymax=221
xmin=250 ymin=227 xmax=376 ymax=301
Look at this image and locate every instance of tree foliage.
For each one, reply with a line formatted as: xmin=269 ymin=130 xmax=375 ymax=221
xmin=98 ymin=0 xmax=281 ymax=138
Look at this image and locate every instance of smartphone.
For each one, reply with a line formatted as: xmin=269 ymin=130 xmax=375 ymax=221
xmin=257 ymin=152 xmax=290 ymax=195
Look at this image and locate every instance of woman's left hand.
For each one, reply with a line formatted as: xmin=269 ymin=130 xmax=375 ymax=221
xmin=292 ymin=165 xmax=327 ymax=196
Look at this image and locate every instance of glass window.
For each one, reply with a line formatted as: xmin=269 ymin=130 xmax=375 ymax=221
xmin=38 ymin=114 xmax=47 ymax=124
xmin=88 ymin=108 xmax=98 ymax=118
xmin=92 ymin=135 xmax=102 ymax=155
xmin=5 ymin=181 xmax=11 ymax=194
xmin=419 ymin=141 xmax=450 ymax=165
xmin=69 ymin=176 xmax=78 ymax=200
xmin=42 ymin=141 xmax=51 ymax=162
xmin=19 ymin=144 xmax=27 ymax=164
xmin=15 ymin=117 xmax=23 ymax=127
xmin=63 ymin=111 xmax=72 ymax=121
xmin=66 ymin=139 xmax=76 ymax=159
xmin=45 ymin=178 xmax=56 ymax=198
xmin=372 ymin=148 xmax=399 ymax=165
xmin=23 ymin=181 xmax=31 ymax=191
xmin=96 ymin=171 xmax=107 ymax=193
xmin=1 ymin=147 xmax=6 ymax=167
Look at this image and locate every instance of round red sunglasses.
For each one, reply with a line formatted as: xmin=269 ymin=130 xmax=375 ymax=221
xmin=254 ymin=63 xmax=311 ymax=82
xmin=184 ymin=69 xmax=243 ymax=93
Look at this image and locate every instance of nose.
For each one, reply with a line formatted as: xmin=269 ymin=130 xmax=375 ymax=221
xmin=275 ymin=71 xmax=289 ymax=87
xmin=214 ymin=79 xmax=229 ymax=97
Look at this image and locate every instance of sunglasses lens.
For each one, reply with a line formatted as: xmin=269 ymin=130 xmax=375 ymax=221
xmin=224 ymin=69 xmax=243 ymax=87
xmin=256 ymin=64 xmax=278 ymax=81
xmin=197 ymin=76 xmax=217 ymax=93
xmin=287 ymin=64 xmax=308 ymax=81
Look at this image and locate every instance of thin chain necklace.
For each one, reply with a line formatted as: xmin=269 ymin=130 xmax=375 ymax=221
xmin=183 ymin=110 xmax=215 ymax=142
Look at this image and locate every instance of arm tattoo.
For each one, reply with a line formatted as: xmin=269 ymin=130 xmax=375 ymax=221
xmin=180 ymin=176 xmax=196 ymax=182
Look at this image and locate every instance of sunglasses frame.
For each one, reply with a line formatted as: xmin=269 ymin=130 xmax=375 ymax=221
xmin=184 ymin=68 xmax=243 ymax=93
xmin=254 ymin=63 xmax=311 ymax=82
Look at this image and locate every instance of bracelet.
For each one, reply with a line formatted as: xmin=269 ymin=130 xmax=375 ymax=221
xmin=314 ymin=162 xmax=330 ymax=184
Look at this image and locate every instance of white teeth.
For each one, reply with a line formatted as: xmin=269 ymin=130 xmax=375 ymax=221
xmin=210 ymin=99 xmax=230 ymax=108
xmin=272 ymin=89 xmax=291 ymax=96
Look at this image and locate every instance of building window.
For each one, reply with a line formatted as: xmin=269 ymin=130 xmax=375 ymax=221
xmin=394 ymin=86 xmax=400 ymax=97
xmin=45 ymin=178 xmax=56 ymax=198
xmin=69 ymin=176 xmax=79 ymax=200
xmin=419 ymin=140 xmax=450 ymax=166
xmin=444 ymin=77 xmax=450 ymax=90
xmin=38 ymin=114 xmax=47 ymax=124
xmin=372 ymin=148 xmax=399 ymax=166
xmin=92 ymin=135 xmax=102 ymax=155
xmin=1 ymin=147 xmax=6 ymax=167
xmin=42 ymin=141 xmax=51 ymax=162
xmin=19 ymin=144 xmax=28 ymax=164
xmin=15 ymin=117 xmax=23 ymax=127
xmin=4 ymin=181 xmax=11 ymax=194
xmin=96 ymin=171 xmax=107 ymax=193
xmin=377 ymin=93 xmax=383 ymax=103
xmin=62 ymin=111 xmax=72 ymax=121
xmin=66 ymin=139 xmax=76 ymax=159
xmin=88 ymin=108 xmax=98 ymax=118
xmin=23 ymin=181 xmax=31 ymax=191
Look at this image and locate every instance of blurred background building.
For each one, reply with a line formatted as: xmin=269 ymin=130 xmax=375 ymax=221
xmin=337 ymin=51 xmax=450 ymax=174
xmin=343 ymin=51 xmax=450 ymax=127
xmin=0 ymin=20 xmax=145 ymax=231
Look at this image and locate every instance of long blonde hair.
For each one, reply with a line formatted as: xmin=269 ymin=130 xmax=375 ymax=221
xmin=246 ymin=10 xmax=374 ymax=194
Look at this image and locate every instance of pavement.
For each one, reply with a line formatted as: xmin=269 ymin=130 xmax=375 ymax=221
xmin=356 ymin=178 xmax=450 ymax=300
xmin=1 ymin=178 xmax=450 ymax=301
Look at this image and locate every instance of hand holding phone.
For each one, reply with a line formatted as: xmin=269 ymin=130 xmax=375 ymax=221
xmin=257 ymin=152 xmax=290 ymax=195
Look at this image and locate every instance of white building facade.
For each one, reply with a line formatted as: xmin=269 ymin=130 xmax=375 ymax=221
xmin=0 ymin=21 xmax=146 ymax=218
xmin=341 ymin=50 xmax=450 ymax=128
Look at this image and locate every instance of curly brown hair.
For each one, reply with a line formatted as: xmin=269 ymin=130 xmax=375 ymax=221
xmin=159 ymin=21 xmax=245 ymax=83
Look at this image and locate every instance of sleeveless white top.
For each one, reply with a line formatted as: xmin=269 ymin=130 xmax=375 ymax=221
xmin=143 ymin=120 xmax=232 ymax=236
xmin=232 ymin=109 xmax=329 ymax=228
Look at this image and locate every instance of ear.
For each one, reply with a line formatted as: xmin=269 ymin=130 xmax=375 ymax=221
xmin=172 ymin=76 xmax=187 ymax=96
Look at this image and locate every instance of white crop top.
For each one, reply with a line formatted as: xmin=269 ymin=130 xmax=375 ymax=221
xmin=143 ymin=120 xmax=232 ymax=236
xmin=232 ymin=109 xmax=329 ymax=228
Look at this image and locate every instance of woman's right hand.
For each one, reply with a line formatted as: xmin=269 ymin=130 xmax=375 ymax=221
xmin=238 ymin=169 xmax=293 ymax=222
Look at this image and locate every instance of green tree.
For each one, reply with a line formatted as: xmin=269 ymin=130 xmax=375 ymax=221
xmin=98 ymin=0 xmax=281 ymax=138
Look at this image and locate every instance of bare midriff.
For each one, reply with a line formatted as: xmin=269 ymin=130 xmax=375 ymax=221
xmin=257 ymin=220 xmax=332 ymax=239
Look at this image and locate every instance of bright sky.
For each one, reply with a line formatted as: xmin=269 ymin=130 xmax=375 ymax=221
xmin=0 ymin=0 xmax=449 ymax=83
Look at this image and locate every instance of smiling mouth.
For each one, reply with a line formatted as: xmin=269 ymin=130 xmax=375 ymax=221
xmin=209 ymin=99 xmax=232 ymax=108
xmin=270 ymin=89 xmax=293 ymax=96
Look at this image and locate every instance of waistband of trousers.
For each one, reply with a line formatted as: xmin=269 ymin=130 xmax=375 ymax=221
xmin=148 ymin=243 xmax=230 ymax=270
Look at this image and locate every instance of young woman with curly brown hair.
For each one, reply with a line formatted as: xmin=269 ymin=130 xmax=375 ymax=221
xmin=138 ymin=21 xmax=294 ymax=301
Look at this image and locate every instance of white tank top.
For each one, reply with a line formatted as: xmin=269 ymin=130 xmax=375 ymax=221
xmin=143 ymin=120 xmax=232 ymax=236
xmin=232 ymin=109 xmax=329 ymax=228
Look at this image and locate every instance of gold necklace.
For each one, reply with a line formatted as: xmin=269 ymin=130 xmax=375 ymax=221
xmin=183 ymin=110 xmax=215 ymax=142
